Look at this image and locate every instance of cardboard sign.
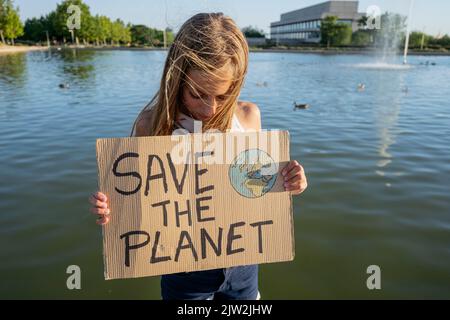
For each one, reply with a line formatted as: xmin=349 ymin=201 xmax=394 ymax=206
xmin=96 ymin=130 xmax=294 ymax=280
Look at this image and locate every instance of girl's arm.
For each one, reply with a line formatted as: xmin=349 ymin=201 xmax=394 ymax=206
xmin=89 ymin=111 xmax=154 ymax=226
xmin=237 ymin=101 xmax=308 ymax=196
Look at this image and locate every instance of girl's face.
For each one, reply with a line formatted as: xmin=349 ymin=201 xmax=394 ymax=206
xmin=181 ymin=64 xmax=234 ymax=122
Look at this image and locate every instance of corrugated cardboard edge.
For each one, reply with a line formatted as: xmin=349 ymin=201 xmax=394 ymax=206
xmin=286 ymin=130 xmax=296 ymax=261
xmin=95 ymin=139 xmax=110 ymax=280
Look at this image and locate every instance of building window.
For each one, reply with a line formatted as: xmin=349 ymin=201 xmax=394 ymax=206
xmin=338 ymin=20 xmax=352 ymax=25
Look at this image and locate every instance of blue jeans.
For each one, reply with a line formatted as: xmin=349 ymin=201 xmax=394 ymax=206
xmin=161 ymin=265 xmax=259 ymax=300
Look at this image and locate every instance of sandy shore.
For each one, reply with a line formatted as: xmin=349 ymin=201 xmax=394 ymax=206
xmin=0 ymin=45 xmax=48 ymax=55
xmin=2 ymin=44 xmax=448 ymax=56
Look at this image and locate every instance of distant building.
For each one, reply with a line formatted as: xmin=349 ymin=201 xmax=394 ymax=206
xmin=270 ymin=0 xmax=365 ymax=45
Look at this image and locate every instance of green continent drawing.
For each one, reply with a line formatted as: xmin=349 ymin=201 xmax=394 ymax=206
xmin=229 ymin=149 xmax=278 ymax=198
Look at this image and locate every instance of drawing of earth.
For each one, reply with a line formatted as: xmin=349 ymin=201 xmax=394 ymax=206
xmin=229 ymin=149 xmax=278 ymax=198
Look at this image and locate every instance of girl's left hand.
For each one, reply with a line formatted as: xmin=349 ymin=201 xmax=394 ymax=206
xmin=282 ymin=160 xmax=308 ymax=195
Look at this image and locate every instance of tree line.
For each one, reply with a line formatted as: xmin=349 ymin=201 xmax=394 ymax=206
xmin=2 ymin=1 xmax=450 ymax=50
xmin=1 ymin=0 xmax=175 ymax=47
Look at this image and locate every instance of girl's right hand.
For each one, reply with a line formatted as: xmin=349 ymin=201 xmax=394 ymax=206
xmin=89 ymin=192 xmax=110 ymax=226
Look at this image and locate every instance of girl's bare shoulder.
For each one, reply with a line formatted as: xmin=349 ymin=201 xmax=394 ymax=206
xmin=236 ymin=101 xmax=261 ymax=130
xmin=134 ymin=108 xmax=155 ymax=137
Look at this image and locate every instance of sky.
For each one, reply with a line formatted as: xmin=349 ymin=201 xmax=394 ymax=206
xmin=14 ymin=0 xmax=450 ymax=37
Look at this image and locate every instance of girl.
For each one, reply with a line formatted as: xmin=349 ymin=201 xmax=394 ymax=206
xmin=89 ymin=12 xmax=307 ymax=300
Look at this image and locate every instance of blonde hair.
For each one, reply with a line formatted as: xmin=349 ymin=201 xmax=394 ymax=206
xmin=131 ymin=12 xmax=249 ymax=137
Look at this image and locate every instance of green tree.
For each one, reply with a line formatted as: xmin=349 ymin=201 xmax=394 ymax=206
xmin=53 ymin=0 xmax=92 ymax=43
xmin=110 ymin=19 xmax=130 ymax=45
xmin=242 ymin=26 xmax=265 ymax=38
xmin=0 ymin=0 xmax=24 ymax=45
xmin=320 ymin=16 xmax=339 ymax=48
xmin=23 ymin=17 xmax=45 ymax=42
xmin=429 ymin=34 xmax=450 ymax=48
xmin=154 ymin=30 xmax=163 ymax=46
xmin=0 ymin=0 xmax=8 ymax=42
xmin=334 ymin=23 xmax=352 ymax=46
xmin=3 ymin=4 xmax=23 ymax=45
xmin=352 ymin=30 xmax=372 ymax=46
xmin=86 ymin=14 xmax=100 ymax=44
xmin=408 ymin=31 xmax=433 ymax=49
xmin=147 ymin=27 xmax=174 ymax=47
xmin=356 ymin=15 xmax=376 ymax=43
xmin=165 ymin=27 xmax=174 ymax=46
xmin=45 ymin=11 xmax=57 ymax=43
xmin=22 ymin=13 xmax=56 ymax=43
xmin=81 ymin=12 xmax=95 ymax=44
xmin=437 ymin=35 xmax=450 ymax=47
xmin=97 ymin=15 xmax=112 ymax=45
xmin=121 ymin=23 xmax=131 ymax=44
xmin=320 ymin=16 xmax=352 ymax=47
xmin=130 ymin=24 xmax=155 ymax=45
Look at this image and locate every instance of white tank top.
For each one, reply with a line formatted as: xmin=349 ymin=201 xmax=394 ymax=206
xmin=131 ymin=111 xmax=246 ymax=136
xmin=175 ymin=112 xmax=245 ymax=133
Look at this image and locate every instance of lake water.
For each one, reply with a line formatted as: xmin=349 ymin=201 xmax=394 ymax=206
xmin=1 ymin=49 xmax=449 ymax=299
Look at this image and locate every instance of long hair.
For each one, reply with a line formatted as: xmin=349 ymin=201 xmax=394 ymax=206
xmin=130 ymin=12 xmax=249 ymax=136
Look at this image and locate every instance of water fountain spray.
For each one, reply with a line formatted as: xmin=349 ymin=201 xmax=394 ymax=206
xmin=403 ymin=0 xmax=415 ymax=65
